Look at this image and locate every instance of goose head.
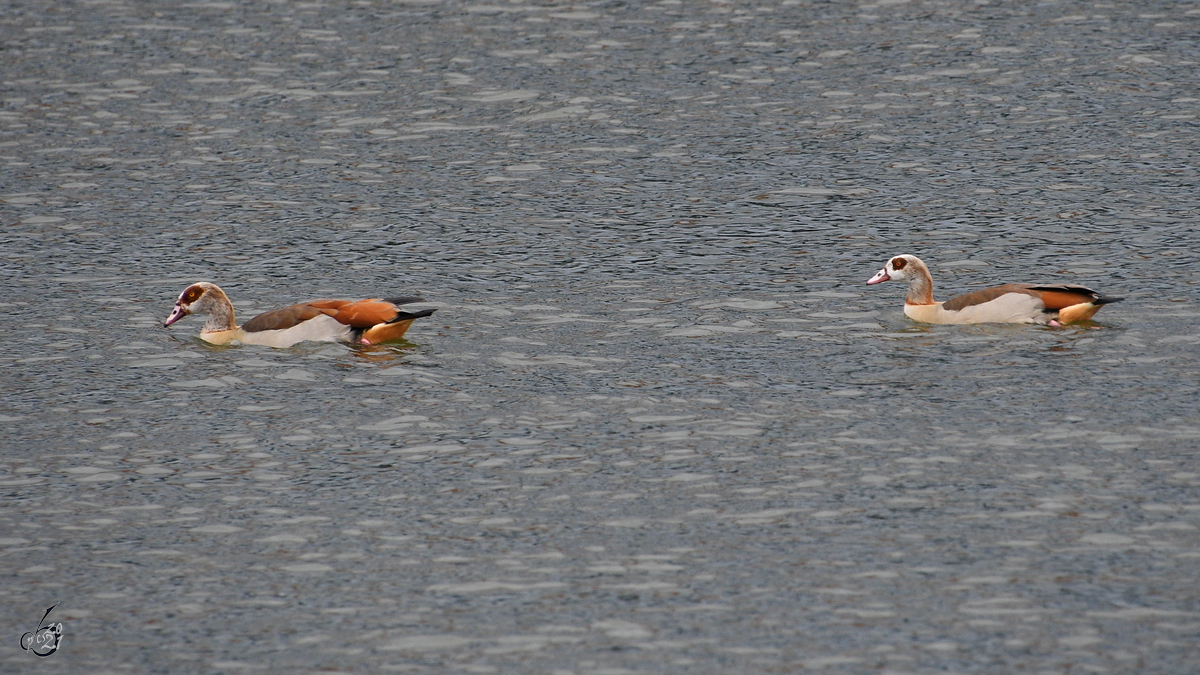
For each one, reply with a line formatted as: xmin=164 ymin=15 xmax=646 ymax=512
xmin=164 ymin=282 xmax=235 ymax=331
xmin=867 ymin=254 xmax=926 ymax=285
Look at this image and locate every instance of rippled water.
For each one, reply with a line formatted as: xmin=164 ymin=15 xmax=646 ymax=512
xmin=3 ymin=0 xmax=1199 ymax=672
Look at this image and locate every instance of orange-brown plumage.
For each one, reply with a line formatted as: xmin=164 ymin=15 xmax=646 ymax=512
xmin=1030 ymin=288 xmax=1104 ymax=311
xmin=313 ymin=299 xmax=405 ymax=328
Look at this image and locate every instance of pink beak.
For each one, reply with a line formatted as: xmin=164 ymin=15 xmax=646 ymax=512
xmin=866 ymin=268 xmax=891 ymax=285
xmin=164 ymin=303 xmax=189 ymax=327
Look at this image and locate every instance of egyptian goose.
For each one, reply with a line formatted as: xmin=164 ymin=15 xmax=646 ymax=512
xmin=867 ymin=254 xmax=1123 ymax=326
xmin=164 ymin=282 xmax=436 ymax=347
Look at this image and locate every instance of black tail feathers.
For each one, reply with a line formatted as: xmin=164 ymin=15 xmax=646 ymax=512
xmin=383 ymin=296 xmax=436 ymax=323
xmin=390 ymin=308 xmax=437 ymax=323
xmin=384 ymin=296 xmax=427 ymax=306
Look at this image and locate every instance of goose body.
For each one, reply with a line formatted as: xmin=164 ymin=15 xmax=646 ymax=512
xmin=164 ymin=282 xmax=435 ymax=347
xmin=867 ymin=255 xmax=1122 ymax=326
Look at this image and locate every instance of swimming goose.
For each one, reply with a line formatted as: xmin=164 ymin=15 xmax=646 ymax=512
xmin=164 ymin=282 xmax=436 ymax=347
xmin=867 ymin=254 xmax=1123 ymax=326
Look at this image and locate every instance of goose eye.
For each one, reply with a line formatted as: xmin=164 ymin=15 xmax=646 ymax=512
xmin=183 ymin=286 xmax=204 ymax=303
xmin=891 ymin=257 xmax=907 ymax=270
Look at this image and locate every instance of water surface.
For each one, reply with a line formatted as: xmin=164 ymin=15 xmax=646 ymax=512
xmin=2 ymin=0 xmax=1199 ymax=672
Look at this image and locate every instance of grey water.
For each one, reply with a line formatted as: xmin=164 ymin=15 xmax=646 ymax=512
xmin=2 ymin=0 xmax=1199 ymax=672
